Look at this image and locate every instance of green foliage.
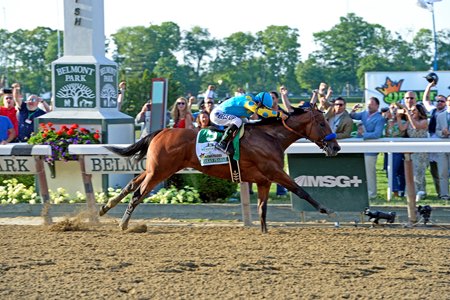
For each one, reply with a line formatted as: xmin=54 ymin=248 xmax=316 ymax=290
xmin=145 ymin=185 xmax=201 ymax=204
xmin=0 ymin=174 xmax=35 ymax=187
xmin=184 ymin=174 xmax=238 ymax=203
xmin=167 ymin=174 xmax=237 ymax=203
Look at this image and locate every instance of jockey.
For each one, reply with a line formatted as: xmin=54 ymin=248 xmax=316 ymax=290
xmin=210 ymin=92 xmax=288 ymax=154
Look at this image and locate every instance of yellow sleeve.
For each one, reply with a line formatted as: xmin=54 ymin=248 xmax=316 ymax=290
xmin=243 ymin=99 xmax=258 ymax=113
xmin=243 ymin=100 xmax=279 ymax=118
xmin=255 ymin=107 xmax=279 ymax=118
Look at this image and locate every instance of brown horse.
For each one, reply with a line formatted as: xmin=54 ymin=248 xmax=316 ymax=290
xmin=100 ymin=106 xmax=341 ymax=232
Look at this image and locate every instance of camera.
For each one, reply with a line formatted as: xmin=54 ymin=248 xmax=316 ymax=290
xmin=2 ymin=88 xmax=12 ymax=94
xmin=417 ymin=205 xmax=432 ymax=224
xmin=364 ymin=208 xmax=396 ymax=225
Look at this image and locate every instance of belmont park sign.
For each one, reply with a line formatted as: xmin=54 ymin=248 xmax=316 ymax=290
xmin=83 ymin=156 xmax=197 ymax=174
xmin=54 ymin=64 xmax=118 ymax=109
xmin=85 ymin=156 xmax=146 ymax=173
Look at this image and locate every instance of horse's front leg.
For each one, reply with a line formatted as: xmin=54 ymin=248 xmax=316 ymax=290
xmin=275 ymin=172 xmax=334 ymax=216
xmin=256 ymin=182 xmax=271 ymax=233
xmin=99 ymin=173 xmax=145 ymax=216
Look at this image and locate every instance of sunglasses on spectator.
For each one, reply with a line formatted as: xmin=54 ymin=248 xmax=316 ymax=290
xmin=177 ymin=102 xmax=186 ymax=106
xmin=205 ymin=101 xmax=214 ymax=105
xmin=405 ymin=97 xmax=415 ymax=99
xmin=4 ymin=97 xmax=13 ymax=100
xmin=436 ymin=100 xmax=445 ymax=103
xmin=334 ymin=103 xmax=344 ymax=107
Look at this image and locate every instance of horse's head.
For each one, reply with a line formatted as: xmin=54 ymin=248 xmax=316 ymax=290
xmin=286 ymin=106 xmax=341 ymax=156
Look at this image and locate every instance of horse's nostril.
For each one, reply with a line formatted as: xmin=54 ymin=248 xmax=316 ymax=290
xmin=333 ymin=146 xmax=341 ymax=152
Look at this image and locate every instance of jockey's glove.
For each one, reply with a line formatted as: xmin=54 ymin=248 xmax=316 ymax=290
xmin=278 ymin=112 xmax=289 ymax=120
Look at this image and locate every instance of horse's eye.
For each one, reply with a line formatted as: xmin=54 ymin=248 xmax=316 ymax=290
xmin=320 ymin=122 xmax=326 ymax=127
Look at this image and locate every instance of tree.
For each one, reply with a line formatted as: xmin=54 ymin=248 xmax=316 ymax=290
xmin=1 ymin=27 xmax=57 ymax=94
xmin=256 ymin=25 xmax=300 ymax=90
xmin=182 ymin=26 xmax=217 ymax=77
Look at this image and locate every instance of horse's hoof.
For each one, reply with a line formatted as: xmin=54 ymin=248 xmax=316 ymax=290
xmin=319 ymin=206 xmax=334 ymax=216
xmin=119 ymin=222 xmax=128 ymax=231
xmin=327 ymin=211 xmax=337 ymax=218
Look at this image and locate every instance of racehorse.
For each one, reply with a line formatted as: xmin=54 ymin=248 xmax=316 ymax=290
xmin=100 ymin=106 xmax=341 ymax=232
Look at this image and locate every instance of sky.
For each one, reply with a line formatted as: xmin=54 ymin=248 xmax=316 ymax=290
xmin=1 ymin=0 xmax=450 ymax=59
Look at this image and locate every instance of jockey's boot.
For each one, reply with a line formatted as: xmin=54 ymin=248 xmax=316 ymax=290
xmin=215 ymin=124 xmax=238 ymax=155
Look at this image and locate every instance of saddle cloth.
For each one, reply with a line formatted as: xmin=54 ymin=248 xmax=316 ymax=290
xmin=195 ymin=127 xmax=242 ymax=166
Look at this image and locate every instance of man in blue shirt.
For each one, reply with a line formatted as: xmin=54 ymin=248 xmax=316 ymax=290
xmin=210 ymin=92 xmax=287 ymax=154
xmin=350 ymin=97 xmax=386 ymax=199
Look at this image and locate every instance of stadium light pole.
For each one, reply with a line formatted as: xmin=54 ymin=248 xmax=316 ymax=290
xmin=417 ymin=0 xmax=442 ymax=71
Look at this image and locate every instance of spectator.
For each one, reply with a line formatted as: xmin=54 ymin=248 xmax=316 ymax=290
xmin=350 ymin=97 xmax=386 ymax=199
xmin=188 ymin=96 xmax=197 ymax=111
xmin=324 ymin=96 xmax=353 ymax=139
xmin=0 ymin=115 xmax=16 ymax=144
xmin=403 ymin=91 xmax=417 ymax=110
xmin=135 ymin=100 xmax=152 ymax=139
xmin=0 ymin=89 xmax=18 ymax=138
xmin=204 ymin=85 xmax=217 ymax=100
xmin=317 ymin=82 xmax=333 ymax=111
xmin=423 ymin=81 xmax=447 ymax=197
xmin=382 ymin=104 xmax=407 ymax=197
xmin=434 ymin=95 xmax=450 ymax=200
xmin=171 ymin=97 xmax=194 ymax=129
xmin=17 ymin=94 xmax=49 ymax=142
xmin=235 ymin=87 xmax=246 ymax=97
xmin=203 ymin=98 xmax=215 ymax=115
xmin=117 ymin=81 xmax=126 ymax=111
xmin=279 ymin=85 xmax=294 ymax=113
xmin=195 ymin=111 xmax=211 ymax=129
xmin=397 ymin=103 xmax=429 ymax=198
xmin=211 ymin=92 xmax=287 ymax=154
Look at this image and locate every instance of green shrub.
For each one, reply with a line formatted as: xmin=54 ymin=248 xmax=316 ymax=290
xmin=145 ymin=185 xmax=201 ymax=204
xmin=183 ymin=174 xmax=238 ymax=203
xmin=0 ymin=174 xmax=35 ymax=187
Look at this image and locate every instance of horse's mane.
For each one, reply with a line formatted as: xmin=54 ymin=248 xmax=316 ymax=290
xmin=249 ymin=106 xmax=307 ymax=126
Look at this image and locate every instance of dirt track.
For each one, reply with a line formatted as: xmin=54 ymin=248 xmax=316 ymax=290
xmin=1 ymin=221 xmax=449 ymax=299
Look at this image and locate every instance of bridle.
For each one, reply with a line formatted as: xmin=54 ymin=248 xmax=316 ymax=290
xmin=281 ymin=108 xmax=336 ymax=148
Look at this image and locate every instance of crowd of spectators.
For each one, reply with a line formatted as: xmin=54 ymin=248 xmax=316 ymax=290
xmin=0 ymin=82 xmax=52 ymax=144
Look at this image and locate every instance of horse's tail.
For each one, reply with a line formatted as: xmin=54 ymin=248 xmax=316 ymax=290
xmin=104 ymin=129 xmax=164 ymax=161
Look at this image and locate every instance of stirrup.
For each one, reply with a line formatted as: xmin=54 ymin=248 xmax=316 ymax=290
xmin=214 ymin=142 xmax=230 ymax=155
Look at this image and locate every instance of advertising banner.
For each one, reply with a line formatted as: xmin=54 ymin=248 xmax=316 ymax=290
xmin=288 ymin=153 xmax=369 ymax=212
xmin=365 ymin=71 xmax=450 ymax=109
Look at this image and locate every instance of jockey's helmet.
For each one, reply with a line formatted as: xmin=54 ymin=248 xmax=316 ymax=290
xmin=254 ymin=92 xmax=273 ymax=109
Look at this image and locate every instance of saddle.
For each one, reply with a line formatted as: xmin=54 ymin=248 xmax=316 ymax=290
xmin=196 ymin=126 xmax=245 ymax=182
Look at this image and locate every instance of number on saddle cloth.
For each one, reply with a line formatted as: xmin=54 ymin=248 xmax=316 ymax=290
xmin=195 ymin=127 xmax=243 ymax=166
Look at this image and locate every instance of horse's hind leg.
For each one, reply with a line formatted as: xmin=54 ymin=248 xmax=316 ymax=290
xmin=256 ymin=182 xmax=271 ymax=233
xmin=99 ymin=172 xmax=145 ymax=216
xmin=118 ymin=173 xmax=163 ymax=230
xmin=119 ymin=187 xmax=145 ymax=230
